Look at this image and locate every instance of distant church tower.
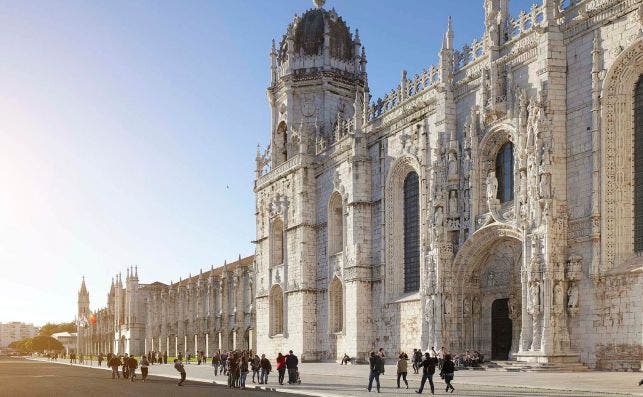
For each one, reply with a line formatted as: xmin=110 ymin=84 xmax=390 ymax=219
xmin=77 ymin=276 xmax=90 ymax=354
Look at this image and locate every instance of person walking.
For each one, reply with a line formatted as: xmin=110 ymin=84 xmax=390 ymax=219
xmin=109 ymin=355 xmax=120 ymax=379
xmin=276 ymin=353 xmax=286 ymax=385
xmin=396 ymin=352 xmax=409 ymax=389
xmin=220 ymin=351 xmax=228 ymax=376
xmin=416 ymin=352 xmax=438 ymax=394
xmin=121 ymin=355 xmax=129 ymax=379
xmin=437 ymin=347 xmax=445 ymax=369
xmin=259 ymin=354 xmax=271 ymax=384
xmin=98 ymin=353 xmax=103 ymax=367
xmin=239 ymin=353 xmax=249 ymax=389
xmin=140 ymin=355 xmax=149 ymax=382
xmin=163 ymin=351 xmax=168 ymax=364
xmin=127 ymin=355 xmax=138 ymax=381
xmin=212 ymin=351 xmax=221 ymax=377
xmin=251 ymin=354 xmax=261 ymax=383
xmin=285 ymin=350 xmax=299 ymax=384
xmin=174 ymin=358 xmax=186 ymax=386
xmin=440 ymin=354 xmax=455 ymax=393
xmin=367 ymin=351 xmax=383 ymax=393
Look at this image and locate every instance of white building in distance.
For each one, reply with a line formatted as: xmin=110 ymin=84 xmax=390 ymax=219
xmin=0 ymin=322 xmax=39 ymax=348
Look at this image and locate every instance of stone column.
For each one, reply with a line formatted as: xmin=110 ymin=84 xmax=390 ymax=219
xmin=519 ymin=269 xmax=532 ymax=352
xmin=540 ymin=272 xmax=553 ymax=355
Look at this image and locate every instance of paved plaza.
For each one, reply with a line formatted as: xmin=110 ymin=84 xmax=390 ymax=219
xmin=0 ymin=357 xmax=304 ymax=397
xmin=27 ymin=357 xmax=643 ymax=396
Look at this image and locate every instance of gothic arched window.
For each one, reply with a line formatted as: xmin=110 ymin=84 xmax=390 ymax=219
xmin=328 ymin=192 xmax=344 ymax=256
xmin=275 ymin=121 xmax=288 ymax=166
xmin=271 ymin=218 xmax=284 ymax=266
xmin=403 ymin=171 xmax=420 ymax=293
xmin=496 ymin=142 xmax=514 ymax=203
xmin=635 ymin=75 xmax=643 ymax=252
xmin=270 ymin=285 xmax=284 ymax=335
xmin=328 ymin=277 xmax=343 ymax=333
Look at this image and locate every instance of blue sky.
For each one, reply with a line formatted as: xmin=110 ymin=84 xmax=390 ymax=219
xmin=0 ymin=0 xmax=534 ymax=324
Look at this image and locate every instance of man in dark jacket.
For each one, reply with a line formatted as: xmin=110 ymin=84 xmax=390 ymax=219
xmin=127 ymin=355 xmax=138 ymax=381
xmin=285 ymin=350 xmax=299 ymax=384
xmin=416 ymin=352 xmax=438 ymax=394
xmin=367 ymin=351 xmax=382 ymax=393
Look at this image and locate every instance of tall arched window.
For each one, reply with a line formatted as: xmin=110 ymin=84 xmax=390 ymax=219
xmin=496 ymin=142 xmax=514 ymax=203
xmin=403 ymin=172 xmax=420 ymax=293
xmin=275 ymin=121 xmax=288 ymax=166
xmin=270 ymin=285 xmax=284 ymax=335
xmin=635 ymin=75 xmax=643 ymax=252
xmin=328 ymin=277 xmax=343 ymax=333
xmin=271 ymin=218 xmax=284 ymax=266
xmin=328 ymin=192 xmax=344 ymax=256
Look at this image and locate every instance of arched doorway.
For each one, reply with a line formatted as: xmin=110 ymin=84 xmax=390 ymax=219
xmin=491 ymin=298 xmax=512 ymax=360
xmin=452 ymin=224 xmax=523 ymax=359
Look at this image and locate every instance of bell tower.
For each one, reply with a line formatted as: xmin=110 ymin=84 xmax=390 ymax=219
xmin=255 ymin=1 xmax=368 ymax=360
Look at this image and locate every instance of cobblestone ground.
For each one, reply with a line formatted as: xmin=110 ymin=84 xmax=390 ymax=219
xmin=31 ymin=357 xmax=643 ymax=396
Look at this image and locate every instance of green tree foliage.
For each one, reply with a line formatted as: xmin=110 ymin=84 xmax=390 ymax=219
xmin=38 ymin=322 xmax=76 ymax=336
xmin=8 ymin=336 xmax=63 ymax=353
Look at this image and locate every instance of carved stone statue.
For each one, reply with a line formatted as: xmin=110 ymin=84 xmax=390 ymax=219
xmin=486 ymin=171 xmax=498 ymax=202
xmin=434 ymin=206 xmax=444 ymax=227
xmin=447 ymin=151 xmax=459 ymax=181
xmin=567 ymin=284 xmax=579 ymax=309
xmin=553 ymin=282 xmax=564 ymax=308
xmin=448 ymin=190 xmax=458 ymax=216
xmin=539 ymin=172 xmax=552 ymax=199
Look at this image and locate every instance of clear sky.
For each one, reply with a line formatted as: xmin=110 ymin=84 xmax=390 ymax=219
xmin=0 ymin=0 xmax=534 ymax=325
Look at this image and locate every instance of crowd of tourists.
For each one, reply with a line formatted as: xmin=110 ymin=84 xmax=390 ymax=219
xmin=366 ymin=347 xmax=456 ymax=394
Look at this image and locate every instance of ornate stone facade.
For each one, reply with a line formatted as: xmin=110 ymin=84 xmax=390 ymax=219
xmin=254 ymin=0 xmax=643 ymax=369
xmin=77 ymin=256 xmax=256 ymax=357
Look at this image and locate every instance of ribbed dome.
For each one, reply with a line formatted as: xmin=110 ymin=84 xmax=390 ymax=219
xmin=280 ymin=8 xmax=354 ymax=62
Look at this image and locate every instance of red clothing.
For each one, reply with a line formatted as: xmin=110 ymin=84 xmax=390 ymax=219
xmin=276 ymin=356 xmax=286 ymax=369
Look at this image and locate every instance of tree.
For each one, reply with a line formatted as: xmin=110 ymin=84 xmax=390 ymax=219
xmin=29 ymin=335 xmax=64 ymax=352
xmin=38 ymin=322 xmax=76 ymax=336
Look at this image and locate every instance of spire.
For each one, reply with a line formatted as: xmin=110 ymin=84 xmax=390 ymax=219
xmin=79 ymin=276 xmax=88 ymax=296
xmin=442 ymin=16 xmax=453 ymax=51
xmin=135 ymin=265 xmax=138 ymax=279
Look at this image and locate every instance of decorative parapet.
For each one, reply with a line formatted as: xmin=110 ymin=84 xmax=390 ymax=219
xmin=255 ymin=153 xmax=312 ymax=190
xmin=454 ymin=36 xmax=486 ymax=71
xmin=504 ymin=3 xmax=546 ymax=44
xmin=368 ymin=64 xmax=440 ymax=120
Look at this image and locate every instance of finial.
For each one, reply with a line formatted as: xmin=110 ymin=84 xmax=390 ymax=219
xmin=313 ymin=0 xmax=325 ymax=9
xmin=355 ymin=29 xmax=360 ymax=42
xmin=135 ymin=265 xmax=138 ymax=278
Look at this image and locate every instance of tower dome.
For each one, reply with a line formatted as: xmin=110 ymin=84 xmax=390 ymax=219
xmin=276 ymin=2 xmax=360 ymax=70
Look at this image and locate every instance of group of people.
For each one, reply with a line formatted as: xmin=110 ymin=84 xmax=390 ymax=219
xmin=367 ymin=347 xmax=456 ymax=394
xmin=106 ymin=352 xmax=150 ymax=382
xmin=208 ymin=349 xmax=300 ymax=388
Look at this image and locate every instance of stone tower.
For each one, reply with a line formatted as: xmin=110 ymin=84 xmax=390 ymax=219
xmin=77 ymin=276 xmax=90 ymax=354
xmin=255 ymin=0 xmax=368 ymax=360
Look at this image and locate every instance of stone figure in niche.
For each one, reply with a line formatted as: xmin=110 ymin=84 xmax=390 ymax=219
xmin=539 ymin=173 xmax=551 ymax=199
xmin=486 ymin=171 xmax=498 ymax=202
xmin=567 ymin=284 xmax=579 ymax=309
xmin=447 ymin=151 xmax=459 ymax=180
xmin=508 ymin=293 xmax=518 ymax=318
xmin=463 ymin=150 xmax=472 ymax=179
xmin=448 ymin=190 xmax=458 ymax=216
xmin=528 ymin=281 xmax=540 ymax=313
xmin=463 ymin=297 xmax=471 ymax=316
xmin=443 ymin=296 xmax=451 ymax=315
xmin=553 ymin=282 xmax=564 ymax=308
xmin=463 ymin=189 xmax=470 ymax=215
xmin=434 ymin=206 xmax=444 ymax=228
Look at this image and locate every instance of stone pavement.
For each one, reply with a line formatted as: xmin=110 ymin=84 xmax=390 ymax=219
xmin=32 ymin=358 xmax=643 ymax=396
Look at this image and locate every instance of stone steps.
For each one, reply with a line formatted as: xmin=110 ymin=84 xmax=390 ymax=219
xmin=480 ymin=360 xmax=591 ymax=372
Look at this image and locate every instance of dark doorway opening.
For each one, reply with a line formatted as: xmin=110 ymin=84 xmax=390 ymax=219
xmin=491 ymin=298 xmax=512 ymax=360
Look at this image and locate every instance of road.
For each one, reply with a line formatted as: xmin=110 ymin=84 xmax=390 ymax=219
xmin=0 ymin=357 xmax=304 ymax=397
